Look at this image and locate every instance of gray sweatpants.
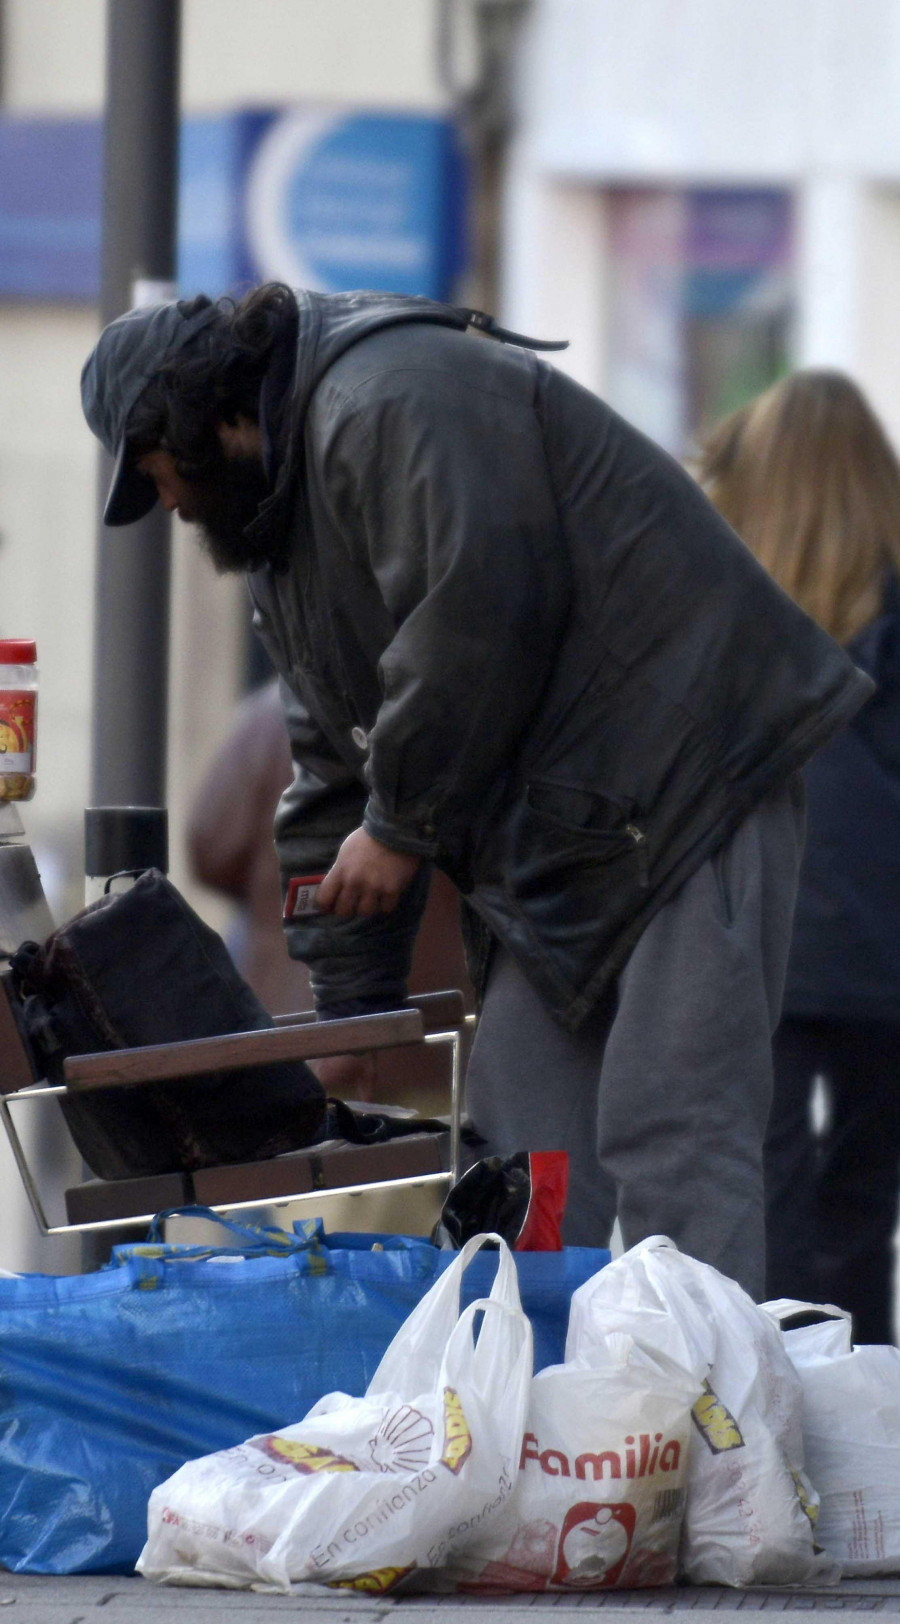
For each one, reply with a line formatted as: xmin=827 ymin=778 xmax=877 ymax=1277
xmin=464 ymin=777 xmax=805 ymax=1299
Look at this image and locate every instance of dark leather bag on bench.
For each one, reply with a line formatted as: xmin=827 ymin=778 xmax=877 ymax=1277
xmin=7 ymin=869 xmax=328 ymax=1181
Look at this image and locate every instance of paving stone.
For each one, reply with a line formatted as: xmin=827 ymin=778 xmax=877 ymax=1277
xmin=2 ymin=1579 xmax=900 ymax=1624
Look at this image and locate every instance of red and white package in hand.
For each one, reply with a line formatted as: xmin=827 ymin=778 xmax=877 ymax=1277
xmin=445 ymin=1331 xmax=698 ymax=1593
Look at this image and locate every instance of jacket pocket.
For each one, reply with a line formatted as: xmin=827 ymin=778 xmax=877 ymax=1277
xmin=710 ymin=842 xmax=736 ymax=929
xmin=509 ymin=780 xmax=649 ymax=892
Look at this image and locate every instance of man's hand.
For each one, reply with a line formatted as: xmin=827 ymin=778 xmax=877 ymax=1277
xmin=317 ymin=827 xmax=421 ymax=919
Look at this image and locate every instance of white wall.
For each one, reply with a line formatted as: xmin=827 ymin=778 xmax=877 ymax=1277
xmin=502 ymin=158 xmax=609 ymax=394
xmin=503 ymin=0 xmax=900 ymax=441
xmin=0 ymin=307 xmax=98 ymax=922
xmin=858 ymin=186 xmax=900 ymax=454
xmin=183 ymin=0 xmax=444 ymax=112
xmin=4 ymin=0 xmax=445 ymax=114
xmin=4 ymin=0 xmax=105 ymax=110
xmin=791 ymin=175 xmax=900 ymax=447
xmin=517 ymin=0 xmax=900 ymax=183
xmin=165 ymin=528 xmax=246 ymax=923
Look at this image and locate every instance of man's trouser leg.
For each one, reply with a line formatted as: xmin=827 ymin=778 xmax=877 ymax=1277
xmin=464 ymin=949 xmax=619 ymax=1249
xmin=763 ymin=1018 xmax=822 ymax=1305
xmin=600 ymin=776 xmax=804 ymax=1297
xmin=464 ymin=777 xmax=804 ymax=1295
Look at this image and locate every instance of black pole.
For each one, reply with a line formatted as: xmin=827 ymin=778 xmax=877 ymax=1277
xmin=90 ymin=0 xmax=181 ymax=807
xmin=84 ymin=1 xmax=180 ymax=1272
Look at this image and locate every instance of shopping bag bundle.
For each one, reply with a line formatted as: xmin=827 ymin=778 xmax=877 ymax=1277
xmin=445 ymin=1328 xmax=698 ymax=1591
xmin=0 ymin=1210 xmax=607 ymax=1576
xmin=766 ymin=1299 xmax=900 ymax=1575
xmin=136 ymin=1232 xmax=838 ymax=1596
xmin=138 ymin=1235 xmax=533 ymax=1592
xmin=0 ymin=1208 xmax=862 ymax=1591
xmin=566 ymin=1236 xmax=836 ymax=1588
xmin=139 ymin=1234 xmax=705 ymax=1596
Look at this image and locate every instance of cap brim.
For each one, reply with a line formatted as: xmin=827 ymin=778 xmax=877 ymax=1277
xmin=103 ymin=437 xmax=159 ymax=527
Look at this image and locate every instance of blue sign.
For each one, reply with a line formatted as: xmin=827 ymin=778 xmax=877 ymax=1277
xmin=176 ymin=111 xmax=272 ymax=296
xmin=0 ymin=108 xmax=468 ymax=303
xmin=237 ymin=110 xmax=466 ymax=301
xmin=0 ymin=119 xmax=101 ymax=299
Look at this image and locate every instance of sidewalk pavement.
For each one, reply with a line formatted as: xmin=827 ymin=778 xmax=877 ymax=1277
xmin=2 ymin=1575 xmax=900 ymax=1624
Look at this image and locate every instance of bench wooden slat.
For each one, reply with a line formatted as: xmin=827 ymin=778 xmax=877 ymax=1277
xmin=192 ymin=1131 xmax=449 ymax=1207
xmin=64 ymin=1169 xmax=192 ymax=1226
xmin=63 ymin=1131 xmax=450 ymax=1226
xmin=63 ymin=1008 xmax=424 ymax=1093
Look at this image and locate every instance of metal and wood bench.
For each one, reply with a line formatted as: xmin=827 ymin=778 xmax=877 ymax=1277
xmin=0 ymin=980 xmax=467 ymax=1238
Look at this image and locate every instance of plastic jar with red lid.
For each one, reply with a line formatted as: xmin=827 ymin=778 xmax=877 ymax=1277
xmin=0 ymin=640 xmax=38 ymax=801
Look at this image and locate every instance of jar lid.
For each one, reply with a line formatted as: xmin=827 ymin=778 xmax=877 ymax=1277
xmin=0 ymin=640 xmax=36 ymax=663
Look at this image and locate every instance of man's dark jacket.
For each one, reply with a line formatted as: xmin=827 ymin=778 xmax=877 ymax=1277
xmin=245 ymin=289 xmax=871 ymax=1031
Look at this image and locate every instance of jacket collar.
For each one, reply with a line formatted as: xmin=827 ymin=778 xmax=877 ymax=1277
xmin=243 ymin=293 xmax=308 ymax=562
xmin=258 ymin=296 xmax=299 ymax=483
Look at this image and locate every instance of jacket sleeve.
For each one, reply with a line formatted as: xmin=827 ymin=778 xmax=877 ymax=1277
xmin=272 ymin=673 xmax=430 ymax=1017
xmin=312 ymin=357 xmax=571 ymax=860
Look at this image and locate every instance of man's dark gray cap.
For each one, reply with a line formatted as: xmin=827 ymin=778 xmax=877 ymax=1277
xmin=81 ymin=300 xmax=218 ymax=527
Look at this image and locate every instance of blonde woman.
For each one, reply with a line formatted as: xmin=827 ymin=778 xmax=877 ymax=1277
xmin=699 ymin=371 xmax=900 ymax=1341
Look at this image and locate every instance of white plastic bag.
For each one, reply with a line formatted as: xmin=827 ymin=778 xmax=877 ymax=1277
xmin=765 ymin=1298 xmax=852 ymax=1361
xmin=445 ymin=1328 xmax=698 ymax=1592
xmin=567 ymin=1237 xmax=835 ymax=1587
xmin=766 ymin=1299 xmax=900 ymax=1575
xmin=138 ymin=1234 xmax=532 ymax=1593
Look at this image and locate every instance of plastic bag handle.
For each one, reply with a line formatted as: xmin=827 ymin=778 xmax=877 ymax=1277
xmin=142 ymin=1205 xmax=306 ymax=1255
xmin=762 ymin=1297 xmax=853 ymax=1329
xmin=452 ymin=1232 xmax=520 ymax=1305
xmin=367 ymin=1232 xmax=521 ymax=1398
xmin=444 ymin=1293 xmax=533 ymax=1399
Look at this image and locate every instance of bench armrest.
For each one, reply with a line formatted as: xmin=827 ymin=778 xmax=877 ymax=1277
xmin=63 ymin=1008 xmax=425 ymax=1093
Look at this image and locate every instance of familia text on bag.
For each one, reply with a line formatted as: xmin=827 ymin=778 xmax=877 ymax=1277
xmin=444 ymin=1321 xmax=697 ymax=1592
xmin=566 ymin=1237 xmax=836 ymax=1588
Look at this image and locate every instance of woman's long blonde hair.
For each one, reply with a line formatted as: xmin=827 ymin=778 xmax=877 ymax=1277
xmin=697 ymin=370 xmax=900 ymax=644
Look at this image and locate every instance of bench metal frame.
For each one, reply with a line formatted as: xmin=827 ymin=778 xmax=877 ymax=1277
xmin=0 ymin=991 xmax=471 ymax=1238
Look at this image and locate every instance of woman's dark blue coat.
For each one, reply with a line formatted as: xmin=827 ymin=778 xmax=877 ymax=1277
xmin=783 ymin=575 xmax=900 ymax=1022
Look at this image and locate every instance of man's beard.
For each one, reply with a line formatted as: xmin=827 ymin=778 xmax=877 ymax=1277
xmin=180 ymin=449 xmax=279 ymax=574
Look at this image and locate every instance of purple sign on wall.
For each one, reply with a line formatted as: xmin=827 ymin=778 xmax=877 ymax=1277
xmin=0 ymin=119 xmax=101 ymax=299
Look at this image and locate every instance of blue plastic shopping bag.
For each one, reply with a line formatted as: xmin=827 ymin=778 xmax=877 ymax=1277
xmin=0 ymin=1209 xmax=608 ymax=1575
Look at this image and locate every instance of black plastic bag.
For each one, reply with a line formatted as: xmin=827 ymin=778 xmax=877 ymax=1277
xmin=435 ymin=1150 xmax=569 ymax=1251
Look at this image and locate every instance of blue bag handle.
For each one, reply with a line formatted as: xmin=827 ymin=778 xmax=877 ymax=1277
xmin=145 ymin=1205 xmax=312 ymax=1251
xmin=111 ymin=1206 xmax=324 ymax=1268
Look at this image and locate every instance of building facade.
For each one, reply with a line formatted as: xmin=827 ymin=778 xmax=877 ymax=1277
xmin=502 ymin=0 xmax=900 ymax=463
